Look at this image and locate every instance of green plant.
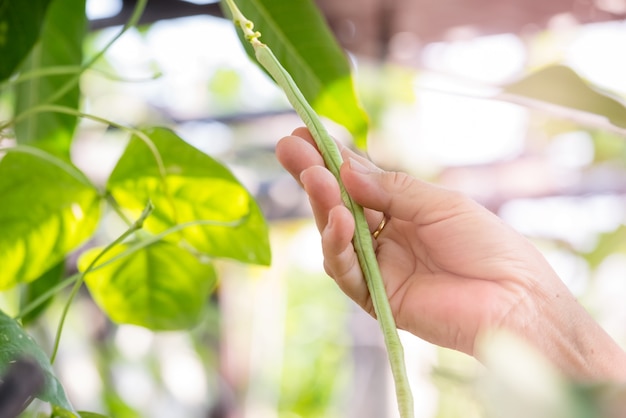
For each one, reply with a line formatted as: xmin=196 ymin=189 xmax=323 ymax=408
xmin=0 ymin=0 xmax=274 ymax=416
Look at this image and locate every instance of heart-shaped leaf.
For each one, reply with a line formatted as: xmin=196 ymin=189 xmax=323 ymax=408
xmin=0 ymin=149 xmax=102 ymax=289
xmin=0 ymin=0 xmax=52 ymax=81
xmin=0 ymin=310 xmax=74 ymax=411
xmin=107 ymin=127 xmax=270 ymax=265
xmin=221 ymin=0 xmax=370 ymax=148
xmin=79 ymin=240 xmax=217 ymax=331
xmin=14 ymin=0 xmax=87 ymax=159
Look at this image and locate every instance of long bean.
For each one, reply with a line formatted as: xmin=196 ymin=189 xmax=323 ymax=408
xmin=224 ymin=1 xmax=414 ymax=416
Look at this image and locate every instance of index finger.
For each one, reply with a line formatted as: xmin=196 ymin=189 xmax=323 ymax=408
xmin=275 ymin=133 xmax=325 ymax=187
xmin=286 ymin=127 xmax=368 ymax=168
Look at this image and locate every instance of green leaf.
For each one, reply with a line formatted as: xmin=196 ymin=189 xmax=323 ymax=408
xmin=102 ymin=390 xmax=140 ymax=418
xmin=502 ymin=65 xmax=626 ymax=129
xmin=100 ymin=383 xmax=141 ymax=418
xmin=107 ymin=127 xmax=271 ymax=265
xmin=0 ymin=0 xmax=52 ymax=81
xmin=50 ymin=407 xmax=77 ymax=418
xmin=583 ymin=225 xmax=626 ymax=269
xmin=79 ymin=241 xmax=217 ymax=331
xmin=591 ymin=130 xmax=626 ymax=163
xmin=14 ymin=0 xmax=87 ymax=159
xmin=51 ymin=407 xmax=110 ymax=418
xmin=0 ymin=310 xmax=74 ymax=411
xmin=20 ymin=260 xmax=65 ymax=326
xmin=0 ymin=149 xmax=102 ymax=289
xmin=221 ymin=0 xmax=370 ymax=148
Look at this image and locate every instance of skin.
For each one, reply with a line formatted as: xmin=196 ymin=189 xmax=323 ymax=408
xmin=276 ymin=127 xmax=626 ymax=383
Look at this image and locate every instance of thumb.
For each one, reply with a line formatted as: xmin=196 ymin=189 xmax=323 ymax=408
xmin=340 ymin=154 xmax=468 ymax=225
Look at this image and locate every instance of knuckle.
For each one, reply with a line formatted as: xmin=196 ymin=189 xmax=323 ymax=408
xmin=386 ymin=171 xmax=416 ymax=194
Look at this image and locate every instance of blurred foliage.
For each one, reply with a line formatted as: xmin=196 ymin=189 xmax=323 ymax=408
xmin=13 ymin=0 xmax=86 ymax=159
xmin=278 ymin=267 xmax=350 ymax=417
xmin=583 ymin=225 xmax=626 ymax=270
xmin=592 ymin=130 xmax=626 ymax=163
xmin=208 ymin=67 xmax=244 ymax=113
xmin=357 ymin=64 xmax=418 ymax=130
xmin=503 ymin=64 xmax=626 ymax=129
xmin=0 ymin=0 xmax=52 ymax=80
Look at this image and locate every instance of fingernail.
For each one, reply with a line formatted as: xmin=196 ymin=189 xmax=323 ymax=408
xmin=348 ymin=157 xmax=374 ymax=174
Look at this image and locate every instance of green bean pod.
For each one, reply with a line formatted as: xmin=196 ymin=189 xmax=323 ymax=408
xmin=224 ymin=1 xmax=415 ymax=416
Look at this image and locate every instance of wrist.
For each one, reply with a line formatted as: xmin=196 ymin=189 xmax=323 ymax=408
xmin=511 ymin=279 xmax=626 ymax=383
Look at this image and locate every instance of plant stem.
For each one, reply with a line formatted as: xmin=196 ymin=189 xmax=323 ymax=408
xmin=1 ymin=65 xmax=162 ymax=88
xmin=224 ymin=1 xmax=414 ymax=416
xmin=1 ymin=103 xmax=169 ymax=196
xmin=15 ymin=215 xmax=246 ymax=323
xmin=14 ymin=274 xmax=80 ymax=321
xmin=105 ymin=192 xmax=134 ymax=227
xmin=50 ymin=202 xmax=153 ymax=364
xmin=44 ymin=0 xmax=149 ymax=106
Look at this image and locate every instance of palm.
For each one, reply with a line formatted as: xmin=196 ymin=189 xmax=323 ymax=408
xmin=373 ymin=203 xmax=541 ymax=354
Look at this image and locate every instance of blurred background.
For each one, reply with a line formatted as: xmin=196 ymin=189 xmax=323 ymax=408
xmin=21 ymin=0 xmax=626 ymax=416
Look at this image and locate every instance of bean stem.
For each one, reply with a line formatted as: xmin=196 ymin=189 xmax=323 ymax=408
xmin=223 ymin=1 xmax=414 ymax=416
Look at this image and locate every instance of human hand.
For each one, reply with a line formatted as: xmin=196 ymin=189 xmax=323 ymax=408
xmin=276 ymin=127 xmax=626 ymax=382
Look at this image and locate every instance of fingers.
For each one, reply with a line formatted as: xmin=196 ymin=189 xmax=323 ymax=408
xmin=276 ymin=127 xmax=364 ymax=183
xmin=300 ymin=165 xmax=343 ymax=232
xmin=276 ymin=127 xmax=385 ymax=232
xmin=275 ymin=132 xmax=325 ymax=187
xmin=300 ymin=165 xmax=370 ymax=308
xmin=278 ymin=126 xmax=455 ymax=229
xmin=291 ymin=126 xmax=317 ymax=146
xmin=276 ymin=128 xmax=373 ymax=308
xmin=339 ymin=152 xmax=473 ymax=225
xmin=321 ymin=206 xmax=369 ymax=308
